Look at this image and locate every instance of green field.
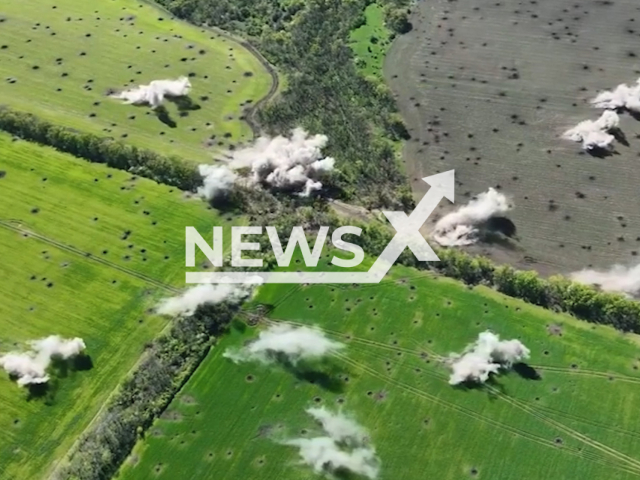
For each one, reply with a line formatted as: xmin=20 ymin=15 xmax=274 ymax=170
xmin=119 ymin=259 xmax=640 ymax=480
xmin=350 ymin=4 xmax=392 ymax=77
xmin=0 ymin=0 xmax=274 ymax=164
xmin=0 ymin=133 xmax=231 ymax=479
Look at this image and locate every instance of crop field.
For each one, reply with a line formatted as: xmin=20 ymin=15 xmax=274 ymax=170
xmin=384 ymin=0 xmax=640 ymax=275
xmin=0 ymin=0 xmax=274 ymax=164
xmin=119 ymin=259 xmax=640 ymax=480
xmin=0 ymin=133 xmax=232 ymax=479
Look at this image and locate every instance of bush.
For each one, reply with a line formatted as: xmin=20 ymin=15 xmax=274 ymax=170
xmin=384 ymin=7 xmax=412 ymax=34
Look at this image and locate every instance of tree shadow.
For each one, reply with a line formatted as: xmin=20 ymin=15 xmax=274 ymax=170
xmin=512 ymin=362 xmax=541 ymax=380
xmin=155 ymin=105 xmax=177 ymax=128
xmin=610 ymin=127 xmax=629 ymax=147
xmin=280 ymin=358 xmax=346 ymax=393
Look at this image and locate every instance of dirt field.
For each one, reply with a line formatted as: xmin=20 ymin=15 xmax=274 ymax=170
xmin=385 ymin=0 xmax=640 ymax=275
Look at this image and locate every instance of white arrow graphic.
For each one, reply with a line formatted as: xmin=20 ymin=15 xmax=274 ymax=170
xmin=186 ymin=170 xmax=454 ymax=284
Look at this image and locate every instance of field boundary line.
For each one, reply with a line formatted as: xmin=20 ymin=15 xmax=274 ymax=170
xmin=531 ymin=404 xmax=640 ymax=441
xmin=0 ymin=219 xmax=180 ymax=293
xmin=532 ymin=364 xmax=640 ymax=384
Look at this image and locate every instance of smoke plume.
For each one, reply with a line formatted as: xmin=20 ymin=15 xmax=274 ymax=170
xmin=283 ymin=407 xmax=380 ymax=479
xmin=448 ymin=331 xmax=530 ymax=385
xmin=157 ymin=278 xmax=261 ymax=317
xmin=223 ymin=324 xmax=344 ymax=365
xmin=0 ymin=336 xmax=86 ymax=386
xmin=109 ymin=77 xmax=192 ymax=109
xmin=196 ymin=165 xmax=238 ymax=201
xmin=562 ymin=110 xmax=620 ymax=150
xmin=433 ymin=188 xmax=511 ymax=246
xmin=198 ymin=128 xmax=335 ymax=199
xmin=591 ymin=78 xmax=640 ymax=112
xmin=570 ymin=263 xmax=640 ymax=296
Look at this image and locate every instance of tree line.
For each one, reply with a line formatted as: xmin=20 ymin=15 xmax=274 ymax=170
xmin=356 ymin=221 xmax=640 ymax=333
xmin=154 ymin=0 xmax=414 ymax=210
xmin=53 ymin=301 xmax=240 ymax=480
xmin=0 ymin=107 xmax=201 ymax=191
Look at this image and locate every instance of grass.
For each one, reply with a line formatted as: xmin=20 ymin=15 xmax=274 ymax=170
xmin=0 ymin=133 xmax=234 ymax=479
xmin=118 ymin=258 xmax=640 ymax=480
xmin=0 ymin=0 xmax=274 ymax=164
xmin=349 ymin=3 xmax=392 ymax=77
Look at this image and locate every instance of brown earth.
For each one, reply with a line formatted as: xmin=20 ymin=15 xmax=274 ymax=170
xmin=385 ymin=0 xmax=640 ymax=276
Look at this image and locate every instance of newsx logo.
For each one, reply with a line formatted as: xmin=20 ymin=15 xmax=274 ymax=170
xmin=185 ymin=170 xmax=454 ymax=284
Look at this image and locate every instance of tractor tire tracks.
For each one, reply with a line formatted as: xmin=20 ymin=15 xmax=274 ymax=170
xmin=0 ymin=219 xmax=180 ymax=293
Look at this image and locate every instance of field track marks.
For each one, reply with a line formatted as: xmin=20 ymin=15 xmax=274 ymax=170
xmin=0 ymin=219 xmax=180 ymax=293
xmin=530 ymin=404 xmax=640 ymax=441
xmin=356 ymin=347 xmax=640 ymax=446
xmin=266 ymin=317 xmax=442 ymax=359
xmin=345 ymin=343 xmax=448 ymax=383
xmin=487 ymin=385 xmax=640 ymax=473
xmin=334 ymin=353 xmax=639 ymax=474
xmin=531 ymin=364 xmax=640 ymax=384
xmin=353 ymin=346 xmax=640 ymax=445
xmin=264 ymin=317 xmax=640 ymax=385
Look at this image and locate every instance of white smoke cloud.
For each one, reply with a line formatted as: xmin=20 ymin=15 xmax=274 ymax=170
xmin=109 ymin=77 xmax=192 ymax=109
xmin=0 ymin=336 xmax=86 ymax=387
xmin=562 ymin=110 xmax=620 ymax=150
xmin=306 ymin=407 xmax=367 ymax=444
xmin=196 ymin=165 xmax=237 ymax=201
xmin=448 ymin=331 xmax=530 ymax=385
xmin=156 ymin=277 xmax=261 ymax=317
xmin=591 ymin=78 xmax=640 ymax=112
xmin=433 ymin=188 xmax=511 ymax=246
xmin=283 ymin=407 xmax=380 ymax=479
xmin=198 ymin=128 xmax=335 ymax=200
xmin=570 ymin=263 xmax=640 ymax=296
xmin=223 ymin=324 xmax=344 ymax=365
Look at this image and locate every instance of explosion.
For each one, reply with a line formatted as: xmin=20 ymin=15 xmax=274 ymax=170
xmin=590 ymin=78 xmax=640 ymax=112
xmin=282 ymin=407 xmax=380 ymax=479
xmin=109 ymin=77 xmax=192 ymax=109
xmin=198 ymin=128 xmax=335 ymax=199
xmin=157 ymin=279 xmax=260 ymax=317
xmin=562 ymin=110 xmax=620 ymax=151
xmin=570 ymin=263 xmax=640 ymax=297
xmin=223 ymin=323 xmax=344 ymax=365
xmin=448 ymin=331 xmax=530 ymax=385
xmin=433 ymin=188 xmax=511 ymax=246
xmin=0 ymin=336 xmax=87 ymax=386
